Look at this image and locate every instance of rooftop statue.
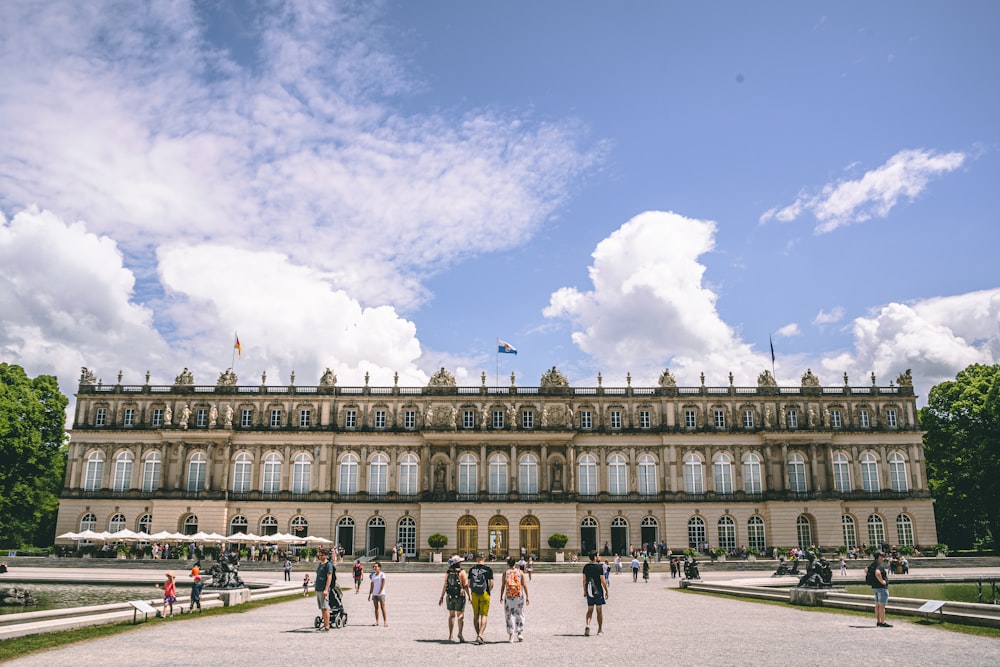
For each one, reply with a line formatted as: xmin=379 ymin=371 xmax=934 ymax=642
xmin=896 ymin=369 xmax=913 ymax=387
xmin=174 ymin=368 xmax=194 ymax=385
xmin=427 ymin=367 xmax=457 ymax=387
xmin=801 ymin=368 xmax=821 ymax=388
xmin=658 ymin=369 xmax=677 ymax=388
xmin=757 ymin=370 xmax=777 ymax=388
xmin=319 ymin=368 xmax=337 ymax=387
xmin=217 ymin=368 xmax=238 ymax=386
xmin=79 ymin=367 xmax=97 ymax=385
xmin=539 ymin=366 xmax=569 ymax=387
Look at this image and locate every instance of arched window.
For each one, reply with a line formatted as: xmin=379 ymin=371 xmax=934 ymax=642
xmin=683 ymin=453 xmax=704 ymax=494
xmin=519 ymin=453 xmax=538 ymax=494
xmin=369 ymin=453 xmax=388 ymax=495
xmin=580 ymin=516 xmax=598 ymax=554
xmin=109 ymin=513 xmax=126 ymax=533
xmin=888 ymin=452 xmax=908 ymax=492
xmin=687 ymin=516 xmax=706 ymax=549
xmin=458 ymin=515 xmax=478 ymax=553
xmin=229 ymin=515 xmax=248 ymax=535
xmin=398 ymin=453 xmax=419 ymax=495
xmin=896 ymin=514 xmax=914 ymax=546
xmin=187 ymin=452 xmax=207 ymax=493
xmin=718 ymin=516 xmax=736 ymax=551
xmin=867 ymin=514 xmax=885 ymax=546
xmin=458 ymin=453 xmax=478 ymax=494
xmin=291 ymin=453 xmax=311 ymax=494
xmin=488 ymin=453 xmax=508 ymax=494
xmin=112 ymin=452 xmax=133 ymax=492
xmin=637 ymin=454 xmax=657 ymax=495
xmin=608 ymin=453 xmax=627 ymax=495
xmin=796 ymin=515 xmax=813 ymax=548
xmin=861 ymin=452 xmax=880 ymax=492
xmin=337 ymin=516 xmax=356 ymax=555
xmin=84 ymin=451 xmax=104 ymax=491
xmin=398 ymin=516 xmax=416 ymax=556
xmin=713 ymin=453 xmax=733 ymax=495
xmin=743 ymin=453 xmax=762 ymax=494
xmin=788 ymin=453 xmax=807 ymax=493
xmin=833 ymin=452 xmax=852 ymax=492
xmin=519 ymin=515 xmax=540 ymax=556
xmin=183 ymin=515 xmax=199 ymax=535
xmin=141 ymin=452 xmax=161 ymax=492
xmin=262 ymin=453 xmax=281 ymax=493
xmin=339 ymin=453 xmax=359 ymax=494
xmin=260 ymin=515 xmax=278 ymax=536
xmin=578 ymin=454 xmax=597 ymax=495
xmin=232 ymin=453 xmax=252 ymax=493
xmin=747 ymin=516 xmax=766 ymax=552
xmin=842 ymin=515 xmax=858 ymax=548
xmin=290 ymin=515 xmax=308 ymax=538
xmin=137 ymin=513 xmax=152 ymax=534
xmin=79 ymin=512 xmax=97 ymax=532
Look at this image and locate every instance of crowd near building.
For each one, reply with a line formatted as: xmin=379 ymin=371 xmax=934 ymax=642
xmin=55 ymin=364 xmax=937 ymax=559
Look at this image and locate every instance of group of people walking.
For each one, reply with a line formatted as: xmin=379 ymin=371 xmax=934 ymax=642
xmin=439 ymin=553 xmax=529 ymax=643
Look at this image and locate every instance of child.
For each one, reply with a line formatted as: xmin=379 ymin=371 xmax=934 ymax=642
xmin=302 ymin=573 xmax=311 ymax=596
xmin=156 ymin=572 xmax=177 ymax=616
xmin=190 ymin=574 xmax=203 ymax=611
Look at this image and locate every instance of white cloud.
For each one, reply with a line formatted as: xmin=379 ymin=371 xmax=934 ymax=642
xmin=544 ymin=211 xmax=769 ymax=384
xmin=760 ymin=149 xmax=966 ymax=232
xmin=775 ymin=323 xmax=800 ymax=337
xmin=813 ymin=307 xmax=845 ymax=325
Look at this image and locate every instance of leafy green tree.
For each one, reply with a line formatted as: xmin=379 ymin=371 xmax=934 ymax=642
xmin=0 ymin=363 xmax=69 ymax=548
xmin=920 ymin=364 xmax=1000 ymax=552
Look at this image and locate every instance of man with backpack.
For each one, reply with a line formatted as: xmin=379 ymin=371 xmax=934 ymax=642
xmin=467 ymin=552 xmax=494 ymax=644
xmin=867 ymin=551 xmax=892 ymax=627
xmin=439 ymin=556 xmax=471 ymax=642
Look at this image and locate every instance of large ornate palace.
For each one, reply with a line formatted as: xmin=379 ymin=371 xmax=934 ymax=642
xmin=56 ymin=365 xmax=937 ymax=558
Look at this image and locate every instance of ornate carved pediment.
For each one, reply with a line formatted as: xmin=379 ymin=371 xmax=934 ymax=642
xmin=427 ymin=367 xmax=456 ymax=387
xmin=539 ymin=366 xmax=569 ymax=387
xmin=79 ymin=367 xmax=97 ymax=385
xmin=217 ymin=368 xmax=238 ymax=386
xmin=658 ymin=369 xmax=677 ymax=388
xmin=174 ymin=368 xmax=195 ymax=386
xmin=896 ymin=369 xmax=913 ymax=387
xmin=801 ymin=368 xmax=820 ymax=388
xmin=319 ymin=368 xmax=337 ymax=387
xmin=757 ymin=370 xmax=777 ymax=387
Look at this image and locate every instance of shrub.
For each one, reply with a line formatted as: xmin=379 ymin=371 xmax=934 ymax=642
xmin=931 ymin=543 xmax=949 ymax=556
xmin=547 ymin=533 xmax=569 ymax=549
xmin=897 ymin=545 xmax=915 ymax=556
xmin=427 ymin=533 xmax=448 ymax=550
xmin=835 ymin=545 xmax=849 ymax=555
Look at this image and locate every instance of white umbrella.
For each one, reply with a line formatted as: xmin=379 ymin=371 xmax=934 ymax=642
xmin=188 ymin=531 xmax=212 ymax=542
xmin=56 ymin=531 xmax=80 ymax=540
xmin=267 ymin=532 xmax=297 ymax=543
xmin=226 ymin=532 xmax=250 ymax=541
xmin=304 ymin=535 xmax=333 ymax=544
xmin=75 ymin=529 xmax=107 ymax=541
xmin=243 ymin=532 xmax=263 ymax=542
xmin=108 ymin=529 xmax=141 ymax=541
xmin=204 ymin=532 xmax=227 ymax=543
xmin=134 ymin=531 xmax=152 ymax=541
xmin=148 ymin=530 xmax=181 ymax=541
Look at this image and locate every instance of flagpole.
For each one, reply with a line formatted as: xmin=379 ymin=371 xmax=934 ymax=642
xmin=231 ymin=331 xmax=238 ymax=369
xmin=495 ymin=342 xmax=499 ymax=386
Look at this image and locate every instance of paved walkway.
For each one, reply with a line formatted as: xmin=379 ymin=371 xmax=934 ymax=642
xmin=4 ymin=567 xmax=1000 ymax=666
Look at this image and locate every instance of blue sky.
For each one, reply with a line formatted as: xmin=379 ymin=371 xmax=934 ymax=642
xmin=1 ymin=1 xmax=998 ymax=407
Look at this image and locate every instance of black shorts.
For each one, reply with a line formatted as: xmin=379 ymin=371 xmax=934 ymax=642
xmin=446 ymin=595 xmax=466 ymax=612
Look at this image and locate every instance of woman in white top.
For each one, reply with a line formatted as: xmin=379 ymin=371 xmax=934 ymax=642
xmin=368 ymin=562 xmax=388 ymax=626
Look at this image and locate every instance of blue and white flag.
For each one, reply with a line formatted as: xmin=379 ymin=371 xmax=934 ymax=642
xmin=497 ymin=339 xmax=517 ymax=355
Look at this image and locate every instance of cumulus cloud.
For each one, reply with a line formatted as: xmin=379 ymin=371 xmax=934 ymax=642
xmin=760 ymin=149 xmax=966 ymax=233
xmin=544 ymin=211 xmax=769 ymax=384
xmin=813 ymin=307 xmax=845 ymax=325
xmin=775 ymin=323 xmax=800 ymax=337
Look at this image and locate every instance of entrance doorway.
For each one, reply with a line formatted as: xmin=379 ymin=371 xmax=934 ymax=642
xmin=488 ymin=515 xmax=509 ymax=559
xmin=367 ymin=516 xmax=386 ymax=557
xmin=611 ymin=516 xmax=628 ymax=556
xmin=641 ymin=516 xmax=659 ymax=552
xmin=337 ymin=517 xmax=355 ymax=556
xmin=580 ymin=516 xmax=598 ymax=555
xmin=519 ymin=515 xmax=540 ymax=557
xmin=457 ymin=515 xmax=478 ymax=555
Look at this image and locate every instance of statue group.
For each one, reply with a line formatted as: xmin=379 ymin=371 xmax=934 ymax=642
xmin=205 ymin=553 xmax=245 ymax=589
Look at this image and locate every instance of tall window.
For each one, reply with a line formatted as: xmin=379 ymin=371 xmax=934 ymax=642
xmin=832 ymin=453 xmax=852 ymax=492
xmin=578 ymin=454 xmax=597 ymax=495
xmin=374 ymin=410 xmax=386 ymax=429
xmin=398 ymin=453 xmax=419 ymax=495
xmin=84 ymin=451 xmax=104 ymax=490
xmin=867 ymin=514 xmax=885 ymax=546
xmin=196 ymin=409 xmax=208 ymax=427
xmin=788 ymin=453 xmax=807 ymax=493
xmin=262 ymin=453 xmax=281 ymax=493
xmin=458 ymin=453 xmax=478 ymax=494
xmin=684 ymin=453 xmax=704 ymax=494
xmin=608 ymin=453 xmax=627 ymax=495
xmin=112 ymin=452 xmax=133 ymax=492
xmin=713 ymin=453 xmax=733 ymax=494
xmin=152 ymin=408 xmax=164 ymax=426
xmin=269 ymin=409 xmax=282 ymax=427
xmin=80 ymin=513 xmax=97 ymax=532
xmin=299 ymin=409 xmax=312 ymax=427
xmin=519 ymin=454 xmax=538 ymax=494
xmin=240 ymin=408 xmax=253 ymax=427
xmin=463 ymin=410 xmax=475 ymax=429
xmin=183 ymin=515 xmax=199 ymax=535
xmin=403 ymin=410 xmax=416 ymax=429
xmin=141 ymin=452 xmax=161 ymax=492
xmin=718 ymin=516 xmax=736 ymax=551
xmin=830 ymin=410 xmax=842 ymax=428
xmin=842 ymin=515 xmax=858 ymax=549
xmin=858 ymin=409 xmax=870 ymax=428
xmin=637 ymin=454 xmax=657 ymax=495
xmin=687 ymin=516 xmax=706 ymax=549
xmin=742 ymin=409 xmax=754 ymax=428
xmin=123 ymin=408 xmax=135 ymax=426
xmin=860 ymin=452 xmax=880 ymax=492
xmin=609 ymin=410 xmax=622 ymax=429
xmin=786 ymin=409 xmax=798 ymax=428
xmin=187 ymin=452 xmax=206 ymax=492
xmin=896 ymin=514 xmax=914 ymax=546
xmin=369 ymin=453 xmax=388 ymax=495
xmin=95 ymin=407 xmax=107 ymax=426
xmin=639 ymin=410 xmax=650 ymax=429
xmin=522 ymin=410 xmax=534 ymax=429
xmin=714 ymin=410 xmax=726 ymax=429
xmin=109 ymin=513 xmax=126 ymax=533
xmin=488 ymin=453 xmax=508 ymax=494
xmin=580 ymin=410 xmax=592 ymax=429
xmin=796 ymin=515 xmax=813 ymax=549
xmin=684 ymin=410 xmax=696 ymax=428
xmin=232 ymin=453 xmax=252 ymax=493
xmin=137 ymin=513 xmax=152 ymax=534
xmin=339 ymin=454 xmax=359 ymax=494
xmin=747 ymin=516 xmax=766 ymax=552
xmin=492 ymin=410 xmax=504 ymax=429
xmin=398 ymin=516 xmax=416 ymax=556
xmin=743 ymin=453 xmax=762 ymax=494
xmin=344 ymin=409 xmax=357 ymax=428
xmin=229 ymin=515 xmax=248 ymax=535
xmin=260 ymin=515 xmax=278 ymax=536
xmin=888 ymin=452 xmax=908 ymax=492
xmin=292 ymin=453 xmax=311 ymax=494
xmin=291 ymin=516 xmax=308 ymax=538
xmin=886 ymin=409 xmax=897 ymax=427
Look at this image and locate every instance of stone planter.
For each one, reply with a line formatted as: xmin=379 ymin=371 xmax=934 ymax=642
xmin=432 ymin=552 xmax=442 ymax=563
xmin=936 ymin=551 xmax=947 ymax=558
xmin=747 ymin=554 xmax=757 ymax=562
xmin=715 ymin=554 xmax=726 ymax=562
xmin=555 ymin=552 xmax=565 ymax=562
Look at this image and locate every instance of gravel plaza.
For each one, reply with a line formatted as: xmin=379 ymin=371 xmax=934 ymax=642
xmin=5 ymin=566 xmax=1000 ymax=666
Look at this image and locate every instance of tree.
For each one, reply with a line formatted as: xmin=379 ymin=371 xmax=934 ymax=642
xmin=0 ymin=363 xmax=69 ymax=548
xmin=920 ymin=364 xmax=1000 ymax=552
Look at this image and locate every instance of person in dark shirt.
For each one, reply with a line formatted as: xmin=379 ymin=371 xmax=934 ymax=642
xmin=467 ymin=552 xmax=494 ymax=644
xmin=582 ymin=551 xmax=609 ymax=636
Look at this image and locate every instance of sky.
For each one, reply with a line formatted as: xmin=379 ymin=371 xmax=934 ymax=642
xmin=1 ymin=0 xmax=998 ymax=412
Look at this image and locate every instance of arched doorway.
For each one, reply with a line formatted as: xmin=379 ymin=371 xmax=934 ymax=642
xmin=457 ymin=515 xmax=478 ymax=555
xmin=519 ymin=515 xmax=540 ymax=557
xmin=488 ymin=515 xmax=509 ymax=559
xmin=336 ymin=516 xmax=355 ymax=556
xmin=611 ymin=516 xmax=628 ymax=556
xmin=640 ymin=516 xmax=659 ymax=551
xmin=397 ymin=516 xmax=416 ymax=557
xmin=367 ymin=516 xmax=386 ymax=557
xmin=580 ymin=516 xmax=598 ymax=555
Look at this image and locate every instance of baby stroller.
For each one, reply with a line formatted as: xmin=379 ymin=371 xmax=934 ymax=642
xmin=314 ymin=585 xmax=348 ymax=629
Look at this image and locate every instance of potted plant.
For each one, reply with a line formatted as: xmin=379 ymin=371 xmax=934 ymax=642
xmin=548 ymin=533 xmax=569 ymax=561
xmin=835 ymin=545 xmax=849 ymax=556
xmin=931 ymin=543 xmax=949 ymax=558
xmin=897 ymin=545 xmax=915 ymax=556
xmin=427 ymin=533 xmax=448 ymax=562
xmin=712 ymin=547 xmax=728 ymax=561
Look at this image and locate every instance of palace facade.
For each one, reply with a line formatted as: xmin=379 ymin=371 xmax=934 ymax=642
xmin=56 ymin=365 xmax=937 ymax=558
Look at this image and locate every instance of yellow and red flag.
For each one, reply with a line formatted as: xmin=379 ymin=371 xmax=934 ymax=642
xmin=234 ymin=334 xmax=242 ymax=359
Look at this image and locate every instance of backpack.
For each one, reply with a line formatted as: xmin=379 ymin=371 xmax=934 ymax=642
xmin=865 ymin=563 xmax=879 ymax=586
xmin=469 ymin=566 xmax=487 ymax=593
xmin=353 ymin=563 xmax=363 ymax=578
xmin=505 ymin=568 xmax=523 ymax=598
xmin=446 ymin=570 xmax=463 ymax=598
